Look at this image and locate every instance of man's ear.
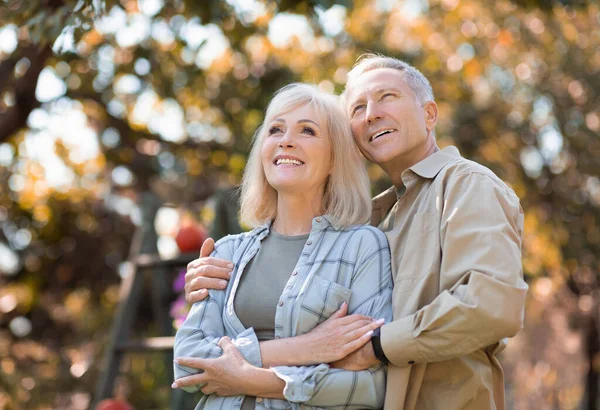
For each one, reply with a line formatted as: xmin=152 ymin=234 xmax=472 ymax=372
xmin=423 ymin=101 xmax=438 ymax=132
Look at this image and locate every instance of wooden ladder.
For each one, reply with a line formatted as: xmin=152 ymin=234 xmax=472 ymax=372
xmin=90 ymin=192 xmax=196 ymax=410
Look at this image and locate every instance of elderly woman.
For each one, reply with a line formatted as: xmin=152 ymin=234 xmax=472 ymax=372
xmin=173 ymin=83 xmax=392 ymax=409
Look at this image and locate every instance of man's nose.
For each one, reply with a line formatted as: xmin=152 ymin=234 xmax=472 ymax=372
xmin=366 ymin=101 xmax=382 ymax=124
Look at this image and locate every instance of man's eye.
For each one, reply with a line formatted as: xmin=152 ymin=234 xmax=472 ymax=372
xmin=268 ymin=126 xmax=282 ymax=135
xmin=381 ymin=93 xmax=395 ymax=100
xmin=351 ymin=105 xmax=365 ymax=116
xmin=302 ymin=126 xmax=316 ymax=136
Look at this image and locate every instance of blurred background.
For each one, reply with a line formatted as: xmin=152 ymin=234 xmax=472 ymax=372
xmin=0 ymin=0 xmax=598 ymax=409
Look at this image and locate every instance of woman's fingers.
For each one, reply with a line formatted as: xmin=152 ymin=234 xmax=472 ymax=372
xmin=171 ymin=372 xmax=208 ymax=389
xmin=345 ymin=319 xmax=384 ymax=340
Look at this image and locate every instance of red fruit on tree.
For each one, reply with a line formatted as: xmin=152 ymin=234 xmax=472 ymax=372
xmin=94 ymin=399 xmax=135 ymax=410
xmin=175 ymin=224 xmax=207 ymax=252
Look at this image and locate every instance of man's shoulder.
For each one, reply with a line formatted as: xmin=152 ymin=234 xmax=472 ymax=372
xmin=438 ymin=155 xmax=517 ymax=196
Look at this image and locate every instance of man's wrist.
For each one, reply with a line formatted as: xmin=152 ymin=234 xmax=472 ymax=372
xmin=370 ymin=328 xmax=390 ymax=365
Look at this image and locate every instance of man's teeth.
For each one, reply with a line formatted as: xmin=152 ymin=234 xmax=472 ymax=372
xmin=370 ymin=129 xmax=394 ymax=142
xmin=276 ymin=158 xmax=303 ymax=165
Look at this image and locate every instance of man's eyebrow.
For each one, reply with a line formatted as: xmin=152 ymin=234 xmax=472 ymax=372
xmin=350 ymin=87 xmax=403 ymax=105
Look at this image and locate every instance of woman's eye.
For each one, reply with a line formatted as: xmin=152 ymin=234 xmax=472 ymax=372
xmin=302 ymin=126 xmax=316 ymax=136
xmin=268 ymin=126 xmax=282 ymax=135
xmin=381 ymin=93 xmax=395 ymax=100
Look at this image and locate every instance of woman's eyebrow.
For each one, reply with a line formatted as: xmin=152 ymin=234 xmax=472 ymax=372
xmin=297 ymin=119 xmax=319 ymax=127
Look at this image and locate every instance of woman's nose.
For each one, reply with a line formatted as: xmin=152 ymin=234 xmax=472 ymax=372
xmin=278 ymin=131 xmax=295 ymax=148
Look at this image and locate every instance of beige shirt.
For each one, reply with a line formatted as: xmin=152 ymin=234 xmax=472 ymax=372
xmin=372 ymin=146 xmax=528 ymax=410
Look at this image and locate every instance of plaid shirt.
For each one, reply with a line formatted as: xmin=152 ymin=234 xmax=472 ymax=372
xmin=174 ymin=215 xmax=393 ymax=409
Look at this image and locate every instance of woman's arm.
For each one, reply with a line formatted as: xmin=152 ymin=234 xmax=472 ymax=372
xmin=267 ymin=227 xmax=393 ymax=408
xmin=173 ymin=236 xmax=263 ymax=393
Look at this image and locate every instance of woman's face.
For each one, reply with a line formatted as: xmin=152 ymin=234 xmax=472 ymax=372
xmin=261 ymin=103 xmax=332 ymax=198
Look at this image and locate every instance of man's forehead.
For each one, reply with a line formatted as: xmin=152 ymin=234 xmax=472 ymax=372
xmin=345 ymin=68 xmax=409 ymax=101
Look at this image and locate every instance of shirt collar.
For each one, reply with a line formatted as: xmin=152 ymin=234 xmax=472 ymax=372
xmin=371 ymin=186 xmax=398 ymax=216
xmin=408 ymin=146 xmax=461 ymax=179
xmin=254 ymin=214 xmax=341 ymax=235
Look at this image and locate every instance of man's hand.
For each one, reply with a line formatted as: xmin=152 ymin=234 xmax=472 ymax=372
xmin=172 ymin=337 xmax=254 ymax=396
xmin=185 ymin=238 xmax=233 ymax=304
xmin=329 ymin=340 xmax=381 ymax=371
xmin=296 ymin=302 xmax=385 ymax=364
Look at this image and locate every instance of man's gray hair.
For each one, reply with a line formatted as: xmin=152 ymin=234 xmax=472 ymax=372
xmin=344 ymin=54 xmax=435 ymax=106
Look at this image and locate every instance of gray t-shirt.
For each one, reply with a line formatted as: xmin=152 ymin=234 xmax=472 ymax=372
xmin=234 ymin=230 xmax=308 ymax=410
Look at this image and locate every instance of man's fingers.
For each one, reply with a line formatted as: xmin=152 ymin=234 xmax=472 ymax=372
xmin=187 ymin=257 xmax=234 ymax=271
xmin=193 ymin=277 xmax=228 ymax=291
xmin=200 ymin=237 xmax=215 ymax=258
xmin=187 ymin=289 xmax=208 ymax=304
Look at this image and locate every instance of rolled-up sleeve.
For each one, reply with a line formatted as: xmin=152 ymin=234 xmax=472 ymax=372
xmin=173 ymin=238 xmax=263 ymax=393
xmin=272 ymin=227 xmax=393 ymax=408
xmin=381 ymin=172 xmax=528 ymax=366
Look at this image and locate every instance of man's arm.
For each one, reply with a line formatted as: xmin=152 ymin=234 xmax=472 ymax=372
xmin=381 ymin=172 xmax=528 ymax=367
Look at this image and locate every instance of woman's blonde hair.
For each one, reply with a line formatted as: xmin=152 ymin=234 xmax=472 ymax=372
xmin=240 ymin=83 xmax=372 ymax=229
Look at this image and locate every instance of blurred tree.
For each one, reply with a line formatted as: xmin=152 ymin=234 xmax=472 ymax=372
xmin=0 ymin=0 xmax=599 ymax=409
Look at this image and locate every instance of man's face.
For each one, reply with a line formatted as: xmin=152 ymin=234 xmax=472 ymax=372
xmin=345 ymin=68 xmax=434 ymax=170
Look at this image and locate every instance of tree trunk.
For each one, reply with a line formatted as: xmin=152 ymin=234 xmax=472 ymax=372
xmin=586 ymin=304 xmax=600 ymax=410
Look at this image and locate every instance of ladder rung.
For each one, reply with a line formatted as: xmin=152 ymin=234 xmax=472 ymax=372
xmin=133 ymin=253 xmax=197 ymax=269
xmin=117 ymin=337 xmax=175 ymax=352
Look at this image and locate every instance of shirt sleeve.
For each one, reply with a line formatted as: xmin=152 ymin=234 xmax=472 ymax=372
xmin=272 ymin=228 xmax=393 ymax=408
xmin=381 ymin=172 xmax=528 ymax=367
xmin=173 ymin=236 xmax=263 ymax=393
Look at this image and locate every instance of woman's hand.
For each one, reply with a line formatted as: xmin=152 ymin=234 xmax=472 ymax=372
xmin=185 ymin=238 xmax=233 ymax=304
xmin=173 ymin=337 xmax=286 ymax=398
xmin=330 ymin=341 xmax=381 ymax=371
xmin=172 ymin=337 xmax=255 ymax=396
xmin=259 ymin=303 xmax=385 ymax=367
xmin=292 ymin=302 xmax=385 ymax=365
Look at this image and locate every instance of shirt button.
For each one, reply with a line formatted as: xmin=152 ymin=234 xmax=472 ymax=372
xmin=256 ymin=398 xmax=263 ymax=403
xmin=292 ymin=270 xmax=298 ymax=276
xmin=316 ymin=217 xmax=322 ymax=222
xmin=306 ymin=240 xmax=312 ymax=246
xmin=408 ymin=360 xmax=415 ymax=365
xmin=278 ymin=301 xmax=284 ymax=307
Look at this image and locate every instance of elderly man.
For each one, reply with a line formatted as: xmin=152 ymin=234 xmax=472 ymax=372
xmin=174 ymin=55 xmax=528 ymax=410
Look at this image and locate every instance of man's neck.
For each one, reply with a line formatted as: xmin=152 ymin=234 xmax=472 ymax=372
xmin=385 ymin=141 xmax=439 ymax=188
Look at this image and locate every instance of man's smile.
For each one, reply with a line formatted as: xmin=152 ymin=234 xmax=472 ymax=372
xmin=369 ymin=128 xmax=397 ymax=142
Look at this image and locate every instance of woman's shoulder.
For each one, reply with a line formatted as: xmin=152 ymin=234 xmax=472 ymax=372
xmin=337 ymin=224 xmax=389 ymax=249
xmin=213 ymin=227 xmax=264 ymax=256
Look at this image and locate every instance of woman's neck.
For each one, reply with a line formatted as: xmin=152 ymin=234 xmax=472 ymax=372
xmin=272 ymin=190 xmax=325 ymax=236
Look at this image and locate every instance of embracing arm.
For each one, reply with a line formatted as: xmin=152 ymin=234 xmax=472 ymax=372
xmin=381 ymin=172 xmax=528 ymax=367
